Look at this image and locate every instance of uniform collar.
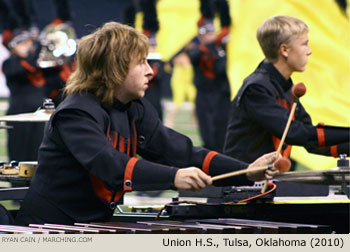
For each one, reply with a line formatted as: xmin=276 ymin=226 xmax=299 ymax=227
xmin=111 ymin=99 xmax=131 ymax=112
xmin=262 ymin=60 xmax=293 ymax=92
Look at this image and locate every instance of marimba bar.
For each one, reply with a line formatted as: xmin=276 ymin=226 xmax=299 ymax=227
xmin=137 ymin=220 xmax=254 ymax=234
xmin=0 ymin=218 xmax=332 ymax=234
xmin=190 ymin=218 xmax=332 ymax=234
xmin=29 ymin=224 xmax=118 ymax=234
xmin=83 ymin=222 xmax=196 ymax=234
xmin=0 ymin=225 xmax=68 ymax=234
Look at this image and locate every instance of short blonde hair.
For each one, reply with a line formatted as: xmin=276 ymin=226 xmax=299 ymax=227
xmin=257 ymin=15 xmax=308 ymax=62
xmin=64 ymin=22 xmax=149 ymax=106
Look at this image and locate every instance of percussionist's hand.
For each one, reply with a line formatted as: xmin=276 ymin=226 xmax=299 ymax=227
xmin=247 ymin=152 xmax=280 ymax=181
xmin=174 ymin=167 xmax=212 ymax=191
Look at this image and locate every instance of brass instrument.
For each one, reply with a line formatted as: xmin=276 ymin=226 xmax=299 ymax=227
xmin=37 ymin=22 xmax=77 ymax=68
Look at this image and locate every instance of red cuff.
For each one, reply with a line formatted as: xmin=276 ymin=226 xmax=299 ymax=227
xmin=316 ymin=127 xmax=326 ymax=148
xmin=330 ymin=145 xmax=338 ymax=158
xmin=123 ymin=157 xmax=139 ymax=191
xmin=215 ymin=26 xmax=230 ymax=45
xmin=202 ymin=151 xmax=218 ymax=175
xmin=89 ymin=174 xmax=124 ymax=203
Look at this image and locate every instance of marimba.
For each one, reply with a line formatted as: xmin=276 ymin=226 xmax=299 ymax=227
xmin=0 ymin=218 xmax=332 ymax=234
xmin=1 ymin=163 xmax=348 ymax=234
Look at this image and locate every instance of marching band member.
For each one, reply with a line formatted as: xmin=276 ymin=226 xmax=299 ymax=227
xmin=15 ymin=22 xmax=279 ymax=225
xmin=223 ymin=15 xmax=349 ymax=164
xmin=1 ymin=0 xmax=45 ymax=162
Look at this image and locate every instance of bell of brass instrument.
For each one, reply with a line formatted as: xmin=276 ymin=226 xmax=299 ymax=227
xmin=37 ymin=22 xmax=77 ymax=68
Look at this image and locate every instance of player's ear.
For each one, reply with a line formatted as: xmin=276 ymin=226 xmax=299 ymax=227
xmin=279 ymin=43 xmax=289 ymax=58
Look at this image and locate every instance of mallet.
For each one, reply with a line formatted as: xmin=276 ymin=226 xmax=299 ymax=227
xmin=212 ymin=157 xmax=291 ymax=182
xmin=261 ymin=82 xmax=306 ymax=193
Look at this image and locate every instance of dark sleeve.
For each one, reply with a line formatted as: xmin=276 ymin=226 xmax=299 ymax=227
xmin=199 ymin=0 xmax=215 ymax=19
xmin=186 ymin=43 xmax=202 ymax=65
xmin=211 ymin=45 xmax=227 ymax=75
xmin=242 ymin=84 xmax=349 ymax=154
xmin=135 ymin=99 xmax=253 ymax=186
xmin=304 ymin=124 xmax=350 ymax=157
xmin=54 ymin=0 xmax=71 ymax=21
xmin=140 ymin=0 xmax=159 ymax=32
xmin=296 ymin=102 xmax=349 ymax=156
xmin=54 ymin=109 xmax=178 ymax=192
xmin=2 ymin=57 xmax=29 ymax=79
xmin=216 ymin=0 xmax=231 ymax=27
xmin=304 ymin=142 xmax=349 ymax=157
xmin=188 ymin=43 xmax=222 ymax=78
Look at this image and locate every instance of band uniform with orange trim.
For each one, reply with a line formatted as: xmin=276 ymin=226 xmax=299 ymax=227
xmin=15 ymin=92 xmax=251 ymax=226
xmin=2 ymin=41 xmax=47 ymax=162
xmin=224 ymin=60 xmax=349 ymax=164
xmin=186 ymin=36 xmax=231 ymax=152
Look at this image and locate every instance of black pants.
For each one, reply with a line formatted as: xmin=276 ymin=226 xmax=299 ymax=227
xmin=195 ymin=90 xmax=230 ymax=152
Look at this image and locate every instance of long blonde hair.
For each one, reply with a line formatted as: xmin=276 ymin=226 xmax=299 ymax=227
xmin=64 ymin=22 xmax=149 ymax=106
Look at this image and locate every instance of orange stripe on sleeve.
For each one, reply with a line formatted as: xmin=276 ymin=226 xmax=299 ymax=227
xmin=123 ymin=157 xmax=139 ymax=191
xmin=89 ymin=174 xmax=125 ymax=203
xmin=330 ymin=145 xmax=338 ymax=158
xmin=20 ymin=60 xmax=36 ymax=72
xmin=127 ymin=138 xmax=131 ymax=156
xmin=112 ymin=191 xmax=125 ymax=203
xmin=119 ymin=136 xmax=125 ymax=153
xmin=202 ymin=151 xmax=218 ymax=175
xmin=316 ymin=127 xmax=326 ymax=148
xmin=110 ymin=131 xmax=118 ymax=149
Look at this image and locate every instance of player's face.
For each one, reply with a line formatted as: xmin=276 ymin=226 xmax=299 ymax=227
xmin=117 ymin=56 xmax=153 ymax=103
xmin=12 ymin=39 xmax=33 ymax=58
xmin=199 ymin=31 xmax=216 ymax=44
xmin=286 ymin=32 xmax=312 ymax=72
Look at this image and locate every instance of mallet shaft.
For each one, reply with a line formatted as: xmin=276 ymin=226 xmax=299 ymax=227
xmin=212 ymin=164 xmax=273 ymax=182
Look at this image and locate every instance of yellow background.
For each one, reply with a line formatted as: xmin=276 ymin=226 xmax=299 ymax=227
xmin=140 ymin=0 xmax=350 ymax=170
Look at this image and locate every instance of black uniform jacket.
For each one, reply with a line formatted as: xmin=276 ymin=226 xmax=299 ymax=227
xmin=3 ymin=50 xmax=46 ymax=115
xmin=187 ymin=41 xmax=230 ymax=94
xmin=17 ymin=92 xmax=251 ymax=225
xmin=223 ymin=60 xmax=349 ymax=163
